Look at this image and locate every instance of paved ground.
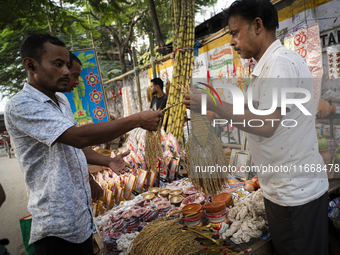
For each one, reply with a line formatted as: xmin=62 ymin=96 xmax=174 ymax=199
xmin=0 ymin=148 xmax=29 ymax=255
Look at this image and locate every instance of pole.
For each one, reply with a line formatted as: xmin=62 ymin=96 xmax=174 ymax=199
xmin=132 ymin=47 xmax=143 ymax=112
xmin=103 ymin=53 xmax=172 ymax=85
xmin=149 ymin=33 xmax=157 ymax=78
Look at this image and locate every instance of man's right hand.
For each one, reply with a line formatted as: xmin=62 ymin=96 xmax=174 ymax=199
xmin=137 ymin=111 xmax=164 ymax=131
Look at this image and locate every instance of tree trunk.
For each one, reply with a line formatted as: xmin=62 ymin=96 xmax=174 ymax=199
xmin=44 ymin=5 xmax=53 ymax=34
xmin=118 ymin=46 xmax=127 ymax=74
xmin=148 ymin=0 xmax=166 ymax=55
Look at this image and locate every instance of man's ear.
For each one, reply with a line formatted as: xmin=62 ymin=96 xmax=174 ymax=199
xmin=23 ymin=58 xmax=37 ymax=74
xmin=253 ymin=17 xmax=264 ymax=35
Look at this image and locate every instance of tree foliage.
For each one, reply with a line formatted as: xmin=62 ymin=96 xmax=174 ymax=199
xmin=0 ymin=0 xmax=221 ymax=98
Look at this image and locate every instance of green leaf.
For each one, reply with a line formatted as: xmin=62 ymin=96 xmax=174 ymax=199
xmin=85 ymin=54 xmax=94 ymax=60
xmin=89 ymin=63 xmax=97 ymax=69
xmin=82 ymin=62 xmax=90 ymax=69
xmin=78 ymin=81 xmax=86 ymax=97
xmin=77 ymin=52 xmax=86 ymax=63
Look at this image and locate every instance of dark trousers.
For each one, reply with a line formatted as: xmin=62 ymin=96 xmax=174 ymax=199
xmin=34 ymin=235 xmax=94 ymax=255
xmin=264 ymin=192 xmax=328 ymax=255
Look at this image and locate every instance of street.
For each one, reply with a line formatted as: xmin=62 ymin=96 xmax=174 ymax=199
xmin=0 ymin=148 xmax=29 ymax=255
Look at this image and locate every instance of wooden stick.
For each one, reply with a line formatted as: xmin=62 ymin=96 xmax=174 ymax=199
xmin=166 ymin=207 xmax=193 ymax=218
xmin=162 ymin=101 xmax=184 ymax=113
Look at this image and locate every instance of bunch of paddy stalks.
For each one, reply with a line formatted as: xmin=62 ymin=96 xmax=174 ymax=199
xmin=185 ymin=111 xmax=228 ymax=198
xmin=129 ymin=216 xmax=252 ymax=255
xmin=145 ymin=123 xmax=165 ymax=172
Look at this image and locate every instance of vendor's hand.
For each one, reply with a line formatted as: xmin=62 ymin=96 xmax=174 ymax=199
xmin=183 ymin=88 xmax=216 ymax=111
xmin=207 ymin=110 xmax=220 ymax=120
xmin=137 ymin=111 xmax=164 ymax=131
xmin=90 ymin=179 xmax=103 ymax=200
xmin=108 ymin=150 xmax=132 ymax=175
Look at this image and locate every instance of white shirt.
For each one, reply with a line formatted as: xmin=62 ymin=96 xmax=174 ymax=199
xmin=246 ymin=40 xmax=328 ymax=206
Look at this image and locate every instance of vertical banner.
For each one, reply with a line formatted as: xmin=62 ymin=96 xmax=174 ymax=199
xmin=327 ymin=45 xmax=340 ymax=79
xmin=284 ymin=24 xmax=323 ymax=113
xmin=306 ymin=24 xmax=323 ymax=114
xmin=64 ymin=48 xmax=109 ymax=125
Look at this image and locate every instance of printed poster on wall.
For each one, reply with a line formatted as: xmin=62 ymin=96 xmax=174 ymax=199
xmin=327 ymin=45 xmax=340 ymax=79
xmin=306 ymin=24 xmax=323 ymax=114
xmin=192 ymin=53 xmax=207 ymax=78
xmin=148 ymin=59 xmax=174 ymax=88
xmin=207 ymin=43 xmax=233 ymax=79
xmin=64 ymin=49 xmax=109 ymax=125
xmin=284 ymin=24 xmax=308 ymax=59
xmin=207 ymin=43 xmax=234 ymax=103
xmin=284 ymin=24 xmax=323 ymax=113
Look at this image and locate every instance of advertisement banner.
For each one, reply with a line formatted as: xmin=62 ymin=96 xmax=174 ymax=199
xmin=64 ymin=48 xmax=109 ymax=125
xmin=207 ymin=43 xmax=233 ymax=79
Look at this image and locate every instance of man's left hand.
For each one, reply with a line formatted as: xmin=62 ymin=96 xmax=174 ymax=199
xmin=108 ymin=150 xmax=132 ymax=175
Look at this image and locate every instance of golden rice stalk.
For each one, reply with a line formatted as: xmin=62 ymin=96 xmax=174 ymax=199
xmin=145 ymin=123 xmax=165 ymax=172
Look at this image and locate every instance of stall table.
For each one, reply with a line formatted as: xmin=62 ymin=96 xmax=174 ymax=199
xmin=88 ymin=164 xmax=108 ymax=174
xmin=92 ymin=179 xmax=340 ymax=255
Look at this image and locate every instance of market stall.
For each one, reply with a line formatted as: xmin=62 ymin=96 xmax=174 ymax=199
xmin=87 ymin=0 xmax=340 ymax=253
xmin=87 ymin=124 xmax=275 ymax=255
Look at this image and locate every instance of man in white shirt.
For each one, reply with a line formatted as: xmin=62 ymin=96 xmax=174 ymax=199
xmin=184 ymin=0 xmax=328 ymax=254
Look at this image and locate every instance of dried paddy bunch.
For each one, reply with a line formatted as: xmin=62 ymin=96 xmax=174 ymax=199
xmin=187 ymin=111 xmax=228 ymax=198
xmin=145 ymin=123 xmax=165 ymax=172
xmin=129 ymin=218 xmax=202 ymax=255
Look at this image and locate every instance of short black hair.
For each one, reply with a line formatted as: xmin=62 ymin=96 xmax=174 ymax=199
xmin=225 ymin=0 xmax=279 ymax=34
xmin=69 ymin=52 xmax=82 ymax=68
xmin=20 ymin=33 xmax=66 ymax=63
xmin=151 ymin=78 xmax=164 ymax=90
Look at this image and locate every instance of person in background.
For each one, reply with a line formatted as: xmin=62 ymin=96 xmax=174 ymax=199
xmin=5 ymin=33 xmax=163 ymax=255
xmin=183 ymin=0 xmax=328 ymax=254
xmin=65 ymin=52 xmax=126 ymax=199
xmin=149 ymin=77 xmax=168 ymax=111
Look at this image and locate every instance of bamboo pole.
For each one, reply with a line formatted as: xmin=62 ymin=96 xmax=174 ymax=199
xmin=132 ymin=47 xmax=143 ymax=112
xmin=103 ymin=53 xmax=172 ymax=85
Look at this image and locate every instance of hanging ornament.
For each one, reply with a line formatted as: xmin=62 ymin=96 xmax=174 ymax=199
xmin=118 ymin=84 xmax=122 ymax=97
xmin=111 ymin=89 xmax=116 ymax=100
